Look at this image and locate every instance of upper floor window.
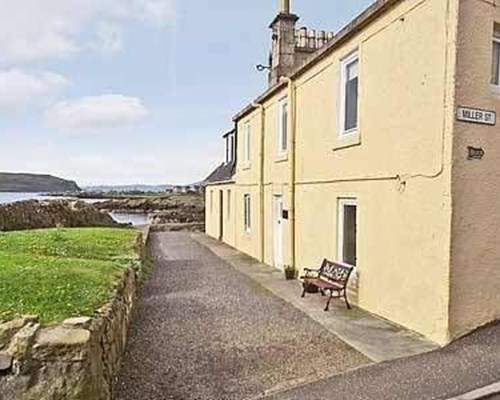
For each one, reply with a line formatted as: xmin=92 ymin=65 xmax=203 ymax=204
xmin=278 ymin=97 xmax=288 ymax=155
xmin=339 ymin=51 xmax=359 ymax=136
xmin=243 ymin=122 xmax=251 ymax=165
xmin=492 ymin=28 xmax=500 ymax=86
xmin=225 ymin=132 xmax=235 ymax=164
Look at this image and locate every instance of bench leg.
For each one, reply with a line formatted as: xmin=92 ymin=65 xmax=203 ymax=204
xmin=320 ymin=289 xmax=326 ymax=297
xmin=344 ymin=290 xmax=351 ymax=310
xmin=301 ymin=284 xmax=307 ymax=298
xmin=324 ymin=292 xmax=333 ymax=312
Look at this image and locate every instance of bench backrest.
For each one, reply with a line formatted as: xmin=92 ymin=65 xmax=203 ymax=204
xmin=318 ymin=259 xmax=354 ymax=288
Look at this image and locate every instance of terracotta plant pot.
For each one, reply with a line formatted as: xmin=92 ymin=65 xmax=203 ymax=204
xmin=284 ymin=266 xmax=299 ymax=280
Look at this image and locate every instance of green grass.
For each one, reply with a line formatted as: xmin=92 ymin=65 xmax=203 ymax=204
xmin=0 ymin=228 xmax=139 ymax=323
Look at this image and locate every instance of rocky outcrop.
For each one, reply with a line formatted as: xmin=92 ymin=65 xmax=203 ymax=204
xmin=0 ymin=231 xmax=149 ymax=400
xmin=96 ymin=194 xmax=206 ymax=231
xmin=0 ymin=173 xmax=80 ymax=193
xmin=95 ymin=194 xmax=204 ymax=214
xmin=0 ymin=200 xmax=119 ymax=232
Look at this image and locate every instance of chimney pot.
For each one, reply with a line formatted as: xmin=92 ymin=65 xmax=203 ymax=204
xmin=280 ymin=0 xmax=290 ymax=14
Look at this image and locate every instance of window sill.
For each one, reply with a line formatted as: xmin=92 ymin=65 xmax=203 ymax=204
xmin=275 ymin=154 xmax=288 ymax=163
xmin=241 ymin=163 xmax=251 ymax=171
xmin=333 ymin=132 xmax=361 ymax=151
xmin=491 ymin=84 xmax=500 ymax=95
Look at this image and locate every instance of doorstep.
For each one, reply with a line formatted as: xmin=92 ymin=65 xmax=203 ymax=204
xmin=192 ymin=234 xmax=439 ymax=363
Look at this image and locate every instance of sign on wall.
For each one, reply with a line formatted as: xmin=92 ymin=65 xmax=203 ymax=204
xmin=457 ymin=107 xmax=496 ymax=126
xmin=467 ymin=146 xmax=485 ymax=160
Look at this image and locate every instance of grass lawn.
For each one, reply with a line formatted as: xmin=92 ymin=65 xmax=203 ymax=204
xmin=0 ymin=227 xmax=139 ymax=323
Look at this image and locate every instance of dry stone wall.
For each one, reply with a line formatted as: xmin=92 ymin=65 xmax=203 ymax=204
xmin=0 ymin=231 xmax=150 ymax=400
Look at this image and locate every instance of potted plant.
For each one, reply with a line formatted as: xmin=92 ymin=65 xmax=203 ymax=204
xmin=284 ymin=265 xmax=298 ymax=280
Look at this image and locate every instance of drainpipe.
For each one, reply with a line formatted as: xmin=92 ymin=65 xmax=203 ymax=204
xmin=282 ymin=77 xmax=296 ymax=269
xmin=252 ymin=102 xmax=266 ymax=263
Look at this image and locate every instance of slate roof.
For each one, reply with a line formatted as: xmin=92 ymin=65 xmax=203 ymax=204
xmin=204 ymin=161 xmax=236 ymax=185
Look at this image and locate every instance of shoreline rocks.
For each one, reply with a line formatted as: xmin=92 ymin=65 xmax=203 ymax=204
xmin=0 ymin=200 xmax=120 ymax=232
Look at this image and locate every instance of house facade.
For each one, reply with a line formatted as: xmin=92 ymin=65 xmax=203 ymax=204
xmin=205 ymin=0 xmax=500 ymax=346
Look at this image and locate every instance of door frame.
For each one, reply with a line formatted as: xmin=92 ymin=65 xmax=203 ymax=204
xmin=273 ymin=195 xmax=284 ymax=269
xmin=337 ymin=198 xmax=358 ymax=266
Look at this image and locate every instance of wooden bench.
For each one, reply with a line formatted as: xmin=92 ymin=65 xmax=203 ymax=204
xmin=301 ymin=259 xmax=354 ymax=311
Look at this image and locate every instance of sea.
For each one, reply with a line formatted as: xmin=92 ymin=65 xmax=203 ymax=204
xmin=0 ymin=192 xmax=149 ymax=226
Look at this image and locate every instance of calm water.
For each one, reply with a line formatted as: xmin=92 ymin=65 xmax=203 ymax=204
xmin=0 ymin=192 xmax=63 ymax=204
xmin=0 ymin=192 xmax=149 ymax=226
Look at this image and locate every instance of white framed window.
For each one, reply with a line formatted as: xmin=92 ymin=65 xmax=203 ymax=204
xmin=337 ymin=199 xmax=357 ymax=267
xmin=225 ymin=133 xmax=235 ymax=164
xmin=210 ymin=191 xmax=214 ymax=213
xmin=244 ymin=194 xmax=251 ymax=233
xmin=243 ymin=122 xmax=251 ymax=164
xmin=227 ymin=190 xmax=231 ymax=219
xmin=339 ymin=51 xmax=359 ymax=136
xmin=278 ymin=97 xmax=288 ymax=155
xmin=492 ymin=30 xmax=500 ymax=87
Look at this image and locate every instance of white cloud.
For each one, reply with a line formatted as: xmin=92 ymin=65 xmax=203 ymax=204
xmin=0 ymin=69 xmax=69 ymax=114
xmin=0 ymin=0 xmax=176 ymax=64
xmin=45 ymin=94 xmax=149 ymax=133
xmin=91 ymin=21 xmax=124 ymax=55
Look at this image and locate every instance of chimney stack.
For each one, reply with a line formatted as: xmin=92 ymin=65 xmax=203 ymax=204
xmin=269 ymin=0 xmax=299 ymax=86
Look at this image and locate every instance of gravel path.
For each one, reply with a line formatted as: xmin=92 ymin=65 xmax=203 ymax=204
xmin=115 ymin=232 xmax=369 ymax=400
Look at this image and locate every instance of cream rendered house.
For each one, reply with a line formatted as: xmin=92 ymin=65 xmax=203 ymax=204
xmin=205 ymin=0 xmax=500 ymax=346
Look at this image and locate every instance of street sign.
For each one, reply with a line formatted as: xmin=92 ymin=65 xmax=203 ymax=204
xmin=457 ymin=107 xmax=496 ymax=125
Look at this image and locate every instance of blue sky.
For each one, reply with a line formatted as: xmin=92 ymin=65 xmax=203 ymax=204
xmin=0 ymin=0 xmax=373 ymax=186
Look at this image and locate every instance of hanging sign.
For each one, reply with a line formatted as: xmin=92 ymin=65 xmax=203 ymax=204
xmin=457 ymin=107 xmax=496 ymax=126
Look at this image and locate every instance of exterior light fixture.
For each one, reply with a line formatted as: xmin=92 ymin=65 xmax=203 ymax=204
xmin=256 ymin=64 xmax=271 ymax=72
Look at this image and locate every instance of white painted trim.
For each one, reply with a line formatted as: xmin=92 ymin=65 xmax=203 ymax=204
xmin=243 ymin=122 xmax=251 ymax=165
xmin=338 ymin=51 xmax=359 ymax=138
xmin=337 ymin=198 xmax=357 ymax=267
xmin=273 ymin=195 xmax=284 ymax=269
xmin=278 ymin=97 xmax=288 ymax=156
xmin=492 ymin=37 xmax=500 ymax=88
xmin=244 ymin=193 xmax=251 ymax=234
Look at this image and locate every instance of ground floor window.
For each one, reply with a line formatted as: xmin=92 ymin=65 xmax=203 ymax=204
xmin=338 ymin=199 xmax=357 ymax=266
xmin=244 ymin=194 xmax=251 ymax=233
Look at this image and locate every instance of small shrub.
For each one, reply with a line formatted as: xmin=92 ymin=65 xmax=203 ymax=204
xmin=284 ymin=265 xmax=298 ymax=280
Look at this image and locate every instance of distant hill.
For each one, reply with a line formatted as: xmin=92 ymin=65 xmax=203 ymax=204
xmin=83 ymin=184 xmax=174 ymax=193
xmin=0 ymin=173 xmax=81 ymax=193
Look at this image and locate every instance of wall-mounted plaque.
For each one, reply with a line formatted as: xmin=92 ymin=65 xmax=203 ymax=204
xmin=457 ymin=107 xmax=496 ymax=126
xmin=467 ymin=146 xmax=485 ymax=160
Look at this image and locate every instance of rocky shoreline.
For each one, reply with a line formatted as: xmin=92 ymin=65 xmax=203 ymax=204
xmin=0 ymin=200 xmax=119 ymax=232
xmin=94 ymin=193 xmax=205 ymax=231
xmin=0 ymin=192 xmax=206 ymax=232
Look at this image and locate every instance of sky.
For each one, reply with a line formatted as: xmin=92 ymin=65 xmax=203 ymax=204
xmin=0 ymin=0 xmax=374 ymax=186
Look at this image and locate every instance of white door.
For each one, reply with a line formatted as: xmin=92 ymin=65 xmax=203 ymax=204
xmin=273 ymin=196 xmax=284 ymax=269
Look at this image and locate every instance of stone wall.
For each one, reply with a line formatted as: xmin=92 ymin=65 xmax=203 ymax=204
xmin=0 ymin=231 xmax=150 ymax=400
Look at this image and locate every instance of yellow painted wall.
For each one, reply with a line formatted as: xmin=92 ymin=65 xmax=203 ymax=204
xmin=207 ymin=0 xmax=460 ymax=345
xmin=449 ymin=0 xmax=500 ymax=341
xmin=205 ymin=184 xmax=237 ymax=248
xmin=290 ymin=0 xmax=457 ymax=344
